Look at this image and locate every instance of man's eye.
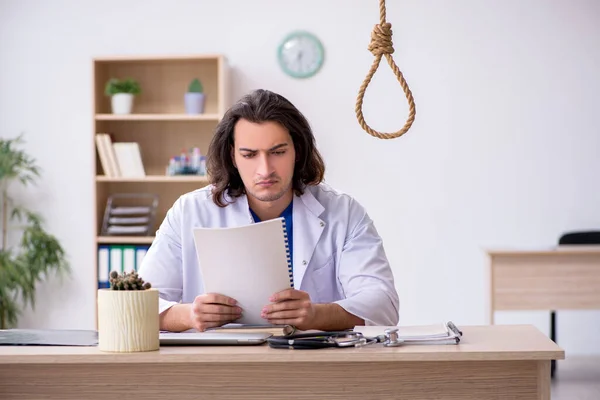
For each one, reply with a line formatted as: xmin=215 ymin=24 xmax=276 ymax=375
xmin=242 ymin=153 xmax=255 ymax=158
xmin=273 ymin=151 xmax=286 ymax=155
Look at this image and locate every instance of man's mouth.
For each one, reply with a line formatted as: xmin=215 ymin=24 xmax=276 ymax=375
xmin=257 ymin=180 xmax=276 ymax=187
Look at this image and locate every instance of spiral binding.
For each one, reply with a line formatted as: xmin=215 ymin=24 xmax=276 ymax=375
xmin=281 ymin=218 xmax=294 ymax=287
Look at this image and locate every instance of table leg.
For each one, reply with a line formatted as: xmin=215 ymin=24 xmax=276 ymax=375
xmin=537 ymin=360 xmax=551 ymax=400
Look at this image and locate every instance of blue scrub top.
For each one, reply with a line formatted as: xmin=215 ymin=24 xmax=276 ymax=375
xmin=250 ymin=201 xmax=293 ymax=275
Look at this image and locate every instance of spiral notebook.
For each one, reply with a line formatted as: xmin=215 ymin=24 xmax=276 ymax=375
xmin=192 ymin=217 xmax=293 ymax=325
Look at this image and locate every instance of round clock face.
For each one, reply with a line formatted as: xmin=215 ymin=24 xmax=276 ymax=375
xmin=277 ymin=31 xmax=324 ymax=79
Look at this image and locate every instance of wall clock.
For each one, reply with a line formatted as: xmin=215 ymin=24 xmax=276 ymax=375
xmin=277 ymin=31 xmax=325 ymax=79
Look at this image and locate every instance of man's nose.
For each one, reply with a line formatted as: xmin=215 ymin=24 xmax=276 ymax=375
xmin=256 ymin=153 xmax=272 ymax=176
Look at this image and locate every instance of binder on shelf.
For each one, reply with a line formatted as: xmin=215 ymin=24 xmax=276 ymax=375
xmin=192 ymin=217 xmax=292 ymax=325
xmin=109 ymin=245 xmax=122 ymax=275
xmin=97 ymin=245 xmax=110 ymax=289
xmin=97 ymin=244 xmax=151 ymax=289
xmin=135 ymin=245 xmax=148 ymax=271
xmin=123 ymin=246 xmax=135 ymax=273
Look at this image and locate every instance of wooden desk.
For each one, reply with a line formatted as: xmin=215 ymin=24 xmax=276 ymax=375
xmin=488 ymin=246 xmax=600 ymax=323
xmin=0 ymin=325 xmax=563 ymax=400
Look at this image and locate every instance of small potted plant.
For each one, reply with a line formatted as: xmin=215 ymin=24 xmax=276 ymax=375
xmin=105 ymin=78 xmax=141 ymax=115
xmin=97 ymin=270 xmax=159 ymax=352
xmin=185 ymin=78 xmax=205 ymax=114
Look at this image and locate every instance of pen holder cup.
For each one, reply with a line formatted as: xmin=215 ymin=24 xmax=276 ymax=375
xmin=97 ymin=288 xmax=160 ymax=352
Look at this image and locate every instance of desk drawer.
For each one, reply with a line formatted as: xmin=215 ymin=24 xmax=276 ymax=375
xmin=491 ymin=254 xmax=600 ymax=310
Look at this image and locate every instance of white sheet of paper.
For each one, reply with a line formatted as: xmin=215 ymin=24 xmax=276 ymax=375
xmin=192 ymin=218 xmax=292 ymax=325
xmin=353 ymin=323 xmax=450 ymax=340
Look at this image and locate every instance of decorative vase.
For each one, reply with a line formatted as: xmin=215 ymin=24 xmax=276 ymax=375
xmin=111 ymin=93 xmax=134 ymax=114
xmin=97 ymin=288 xmax=159 ymax=352
xmin=185 ymin=92 xmax=205 ymax=114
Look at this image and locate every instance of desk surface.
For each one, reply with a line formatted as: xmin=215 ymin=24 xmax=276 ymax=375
xmin=0 ymin=325 xmax=564 ymax=364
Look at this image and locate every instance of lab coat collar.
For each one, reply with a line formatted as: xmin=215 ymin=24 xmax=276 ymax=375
xmin=293 ymin=186 xmax=326 ymax=290
xmin=227 ymin=192 xmax=254 ymax=226
xmin=297 ymin=185 xmax=325 ymax=218
xmin=225 ymin=185 xmax=325 ymax=224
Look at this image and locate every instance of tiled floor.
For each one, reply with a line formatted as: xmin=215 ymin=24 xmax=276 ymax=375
xmin=551 ymin=356 xmax=600 ymax=400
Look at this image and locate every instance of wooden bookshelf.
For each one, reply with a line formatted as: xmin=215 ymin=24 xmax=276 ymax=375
xmin=92 ymin=54 xmax=230 ymax=302
xmin=97 ymin=236 xmax=155 ymax=245
xmin=95 ymin=113 xmax=221 ymax=121
xmin=95 ymin=175 xmax=209 ymax=183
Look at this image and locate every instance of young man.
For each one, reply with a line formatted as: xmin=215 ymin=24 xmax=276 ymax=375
xmin=138 ymin=89 xmax=399 ymax=332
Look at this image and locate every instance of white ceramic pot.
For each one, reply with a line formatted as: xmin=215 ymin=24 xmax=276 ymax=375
xmin=97 ymin=288 xmax=159 ymax=352
xmin=111 ymin=93 xmax=134 ymax=114
xmin=184 ymin=92 xmax=205 ymax=114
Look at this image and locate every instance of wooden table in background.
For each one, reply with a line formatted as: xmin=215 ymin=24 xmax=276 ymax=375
xmin=488 ymin=246 xmax=600 ymax=323
xmin=0 ymin=325 xmax=563 ymax=400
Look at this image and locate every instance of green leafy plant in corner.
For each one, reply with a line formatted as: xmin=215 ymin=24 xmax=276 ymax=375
xmin=188 ymin=78 xmax=203 ymax=93
xmin=0 ymin=134 xmax=70 ymax=329
xmin=104 ymin=78 xmax=141 ymax=96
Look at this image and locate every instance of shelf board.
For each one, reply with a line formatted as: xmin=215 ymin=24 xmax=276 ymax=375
xmin=96 ymin=175 xmax=209 ymax=183
xmin=95 ymin=113 xmax=221 ymax=121
xmin=97 ymin=236 xmax=154 ymax=244
xmin=93 ymin=54 xmax=224 ymax=62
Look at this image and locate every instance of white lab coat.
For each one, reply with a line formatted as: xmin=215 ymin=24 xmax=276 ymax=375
xmin=137 ymin=182 xmax=399 ymax=326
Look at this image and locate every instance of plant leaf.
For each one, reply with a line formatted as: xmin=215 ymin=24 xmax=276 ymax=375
xmin=0 ymin=134 xmax=41 ymax=185
xmin=0 ymin=249 xmax=26 ymax=329
xmin=0 ymin=134 xmax=69 ymax=328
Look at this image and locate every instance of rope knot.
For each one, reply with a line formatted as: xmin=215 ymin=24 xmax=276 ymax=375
xmin=368 ymin=22 xmax=394 ymax=56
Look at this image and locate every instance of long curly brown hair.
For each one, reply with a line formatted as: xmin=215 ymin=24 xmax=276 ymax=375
xmin=206 ymin=89 xmax=325 ymax=207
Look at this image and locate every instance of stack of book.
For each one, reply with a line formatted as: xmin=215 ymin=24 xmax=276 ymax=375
xmin=96 ymin=133 xmax=145 ymax=178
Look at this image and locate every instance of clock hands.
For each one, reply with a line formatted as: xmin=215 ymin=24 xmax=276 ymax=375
xmin=295 ymin=50 xmax=304 ymax=73
xmin=277 ymin=31 xmax=324 ymax=78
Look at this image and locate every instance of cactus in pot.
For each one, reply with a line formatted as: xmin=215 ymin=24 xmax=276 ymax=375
xmin=109 ymin=270 xmax=151 ymax=291
xmin=98 ymin=270 xmax=159 ymax=352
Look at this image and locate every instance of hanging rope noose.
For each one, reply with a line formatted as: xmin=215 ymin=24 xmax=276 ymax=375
xmin=356 ymin=0 xmax=416 ymax=140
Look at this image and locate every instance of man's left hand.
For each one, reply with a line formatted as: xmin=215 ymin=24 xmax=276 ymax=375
xmin=262 ymin=289 xmax=316 ymax=330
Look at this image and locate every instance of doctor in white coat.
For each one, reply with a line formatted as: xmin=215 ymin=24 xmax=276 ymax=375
xmin=138 ymin=89 xmax=399 ymax=332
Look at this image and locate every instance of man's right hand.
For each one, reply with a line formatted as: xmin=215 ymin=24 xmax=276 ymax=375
xmin=189 ymin=293 xmax=242 ymax=331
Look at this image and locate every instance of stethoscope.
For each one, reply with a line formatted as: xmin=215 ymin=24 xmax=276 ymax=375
xmin=267 ymin=328 xmax=404 ymax=350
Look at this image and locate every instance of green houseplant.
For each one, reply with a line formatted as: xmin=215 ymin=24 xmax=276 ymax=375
xmin=0 ymin=134 xmax=70 ymax=329
xmin=104 ymin=78 xmax=141 ymax=115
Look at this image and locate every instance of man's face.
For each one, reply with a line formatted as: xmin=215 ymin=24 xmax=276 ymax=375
xmin=232 ymin=119 xmax=296 ymax=203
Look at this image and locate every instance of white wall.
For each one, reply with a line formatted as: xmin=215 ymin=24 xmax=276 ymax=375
xmin=1 ymin=0 xmax=599 ymax=355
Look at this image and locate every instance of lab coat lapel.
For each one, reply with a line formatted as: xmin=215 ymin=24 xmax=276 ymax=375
xmin=227 ymin=193 xmax=254 ymax=226
xmin=293 ymin=188 xmax=325 ymax=290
